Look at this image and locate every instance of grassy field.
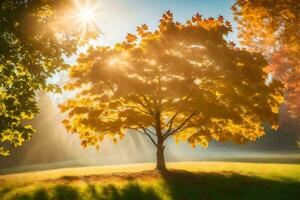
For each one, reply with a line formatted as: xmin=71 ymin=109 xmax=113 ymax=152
xmin=0 ymin=162 xmax=300 ymax=200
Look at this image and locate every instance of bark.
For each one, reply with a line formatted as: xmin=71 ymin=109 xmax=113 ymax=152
xmin=154 ymin=98 xmax=167 ymax=172
xmin=155 ymin=112 xmax=167 ymax=172
xmin=156 ymin=141 xmax=167 ymax=172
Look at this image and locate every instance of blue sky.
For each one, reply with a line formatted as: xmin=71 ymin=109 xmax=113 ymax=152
xmin=95 ymin=0 xmax=237 ymax=46
xmin=50 ymin=0 xmax=238 ymax=102
xmin=63 ymin=0 xmax=238 ymax=64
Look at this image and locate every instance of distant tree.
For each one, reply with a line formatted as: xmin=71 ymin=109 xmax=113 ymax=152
xmin=232 ymin=0 xmax=300 ymax=118
xmin=0 ymin=0 xmax=99 ymax=156
xmin=60 ymin=11 xmax=283 ymax=171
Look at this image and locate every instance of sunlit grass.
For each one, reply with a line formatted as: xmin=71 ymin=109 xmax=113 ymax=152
xmin=1 ymin=162 xmax=300 ymax=200
xmin=2 ymin=162 xmax=300 ymax=186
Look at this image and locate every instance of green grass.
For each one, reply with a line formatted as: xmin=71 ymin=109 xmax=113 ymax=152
xmin=0 ymin=162 xmax=300 ymax=200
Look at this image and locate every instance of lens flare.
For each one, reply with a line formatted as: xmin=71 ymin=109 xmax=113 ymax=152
xmin=79 ymin=7 xmax=94 ymax=23
xmin=58 ymin=0 xmax=101 ymax=38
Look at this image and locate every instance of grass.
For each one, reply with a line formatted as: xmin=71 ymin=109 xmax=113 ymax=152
xmin=0 ymin=162 xmax=300 ymax=200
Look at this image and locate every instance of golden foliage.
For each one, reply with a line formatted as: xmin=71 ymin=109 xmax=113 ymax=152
xmin=59 ymin=11 xmax=283 ymax=151
xmin=0 ymin=0 xmax=100 ymax=156
xmin=233 ymin=0 xmax=300 ymax=117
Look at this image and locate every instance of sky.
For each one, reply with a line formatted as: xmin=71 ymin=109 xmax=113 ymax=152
xmin=94 ymin=0 xmax=237 ymax=46
xmin=50 ymin=0 xmax=238 ymax=102
xmin=63 ymin=0 xmax=238 ymax=63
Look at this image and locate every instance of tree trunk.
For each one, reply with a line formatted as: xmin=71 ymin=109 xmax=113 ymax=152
xmin=156 ymin=141 xmax=167 ymax=172
xmin=155 ymin=109 xmax=167 ymax=172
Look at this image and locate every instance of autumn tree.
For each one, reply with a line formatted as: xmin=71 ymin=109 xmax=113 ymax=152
xmin=232 ymin=0 xmax=300 ymax=118
xmin=60 ymin=11 xmax=283 ymax=171
xmin=0 ymin=0 xmax=99 ymax=156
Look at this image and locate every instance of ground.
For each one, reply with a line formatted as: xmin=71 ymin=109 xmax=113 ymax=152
xmin=0 ymin=162 xmax=300 ymax=200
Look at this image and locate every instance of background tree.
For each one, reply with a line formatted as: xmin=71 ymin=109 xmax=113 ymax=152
xmin=232 ymin=0 xmax=300 ymax=118
xmin=60 ymin=11 xmax=283 ymax=171
xmin=0 ymin=0 xmax=99 ymax=156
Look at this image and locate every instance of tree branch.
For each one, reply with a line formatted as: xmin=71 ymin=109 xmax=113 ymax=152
xmin=104 ymin=81 xmax=154 ymax=117
xmin=123 ymin=105 xmax=151 ymax=116
xmin=162 ymin=112 xmax=180 ymax=135
xmin=136 ymin=123 xmax=158 ymax=147
xmin=163 ymin=111 xmax=199 ymax=140
xmin=139 ymin=94 xmax=156 ymax=116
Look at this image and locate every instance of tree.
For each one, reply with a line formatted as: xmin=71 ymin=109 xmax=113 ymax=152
xmin=0 ymin=0 xmax=99 ymax=156
xmin=59 ymin=11 xmax=283 ymax=171
xmin=232 ymin=0 xmax=300 ymax=118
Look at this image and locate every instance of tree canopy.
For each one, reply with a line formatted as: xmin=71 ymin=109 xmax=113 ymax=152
xmin=60 ymin=11 xmax=284 ymax=171
xmin=232 ymin=0 xmax=300 ymax=117
xmin=0 ymin=0 xmax=99 ymax=156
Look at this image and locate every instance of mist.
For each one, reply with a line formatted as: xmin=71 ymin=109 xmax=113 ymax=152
xmin=0 ymin=93 xmax=299 ymax=172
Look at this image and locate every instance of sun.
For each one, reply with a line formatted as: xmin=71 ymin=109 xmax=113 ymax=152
xmin=75 ymin=4 xmax=97 ymax=26
xmin=79 ymin=7 xmax=94 ymax=23
xmin=65 ymin=0 xmax=101 ymax=35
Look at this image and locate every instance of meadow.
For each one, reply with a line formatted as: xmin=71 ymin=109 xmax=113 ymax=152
xmin=1 ymin=162 xmax=300 ymax=200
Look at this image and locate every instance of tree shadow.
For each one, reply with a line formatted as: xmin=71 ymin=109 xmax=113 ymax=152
xmin=7 ymin=186 xmax=76 ymax=200
xmin=7 ymin=182 xmax=159 ymax=200
xmin=86 ymin=182 xmax=161 ymax=200
xmin=0 ymin=186 xmax=12 ymax=196
xmin=32 ymin=188 xmax=49 ymax=200
xmin=5 ymin=170 xmax=300 ymax=200
xmin=52 ymin=185 xmax=79 ymax=200
xmin=160 ymin=169 xmax=300 ymax=200
xmin=5 ymin=189 xmax=49 ymax=200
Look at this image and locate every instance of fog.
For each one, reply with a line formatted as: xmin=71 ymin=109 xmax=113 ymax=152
xmin=0 ymin=93 xmax=299 ymax=172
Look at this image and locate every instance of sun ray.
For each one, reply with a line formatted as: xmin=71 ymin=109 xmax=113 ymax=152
xmin=51 ymin=0 xmax=101 ymax=40
xmin=72 ymin=0 xmax=101 ymax=35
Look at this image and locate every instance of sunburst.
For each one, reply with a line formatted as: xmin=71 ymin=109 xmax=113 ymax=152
xmin=57 ymin=0 xmax=101 ymax=38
